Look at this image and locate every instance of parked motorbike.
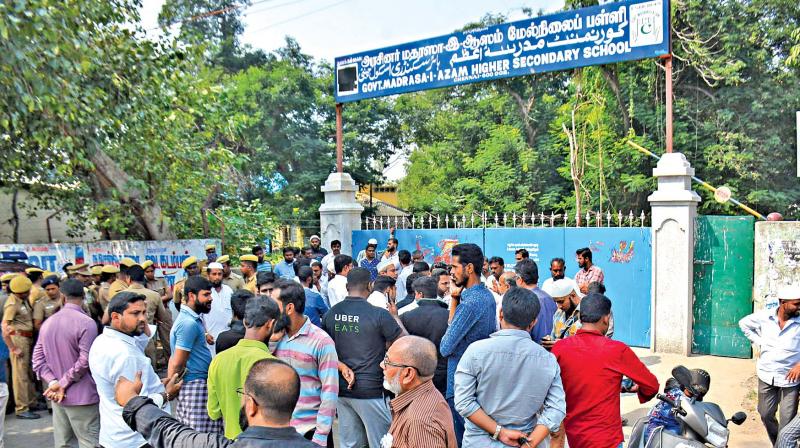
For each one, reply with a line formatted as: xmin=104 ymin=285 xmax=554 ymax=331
xmin=628 ymin=365 xmax=747 ymax=448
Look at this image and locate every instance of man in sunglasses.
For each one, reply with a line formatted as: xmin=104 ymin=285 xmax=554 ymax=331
xmin=116 ymin=358 xmax=315 ymax=447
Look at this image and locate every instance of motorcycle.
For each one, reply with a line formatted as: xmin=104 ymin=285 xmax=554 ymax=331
xmin=628 ymin=365 xmax=747 ymax=448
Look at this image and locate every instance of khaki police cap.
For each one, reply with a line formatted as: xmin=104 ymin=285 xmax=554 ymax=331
xmin=120 ymin=258 xmax=137 ymax=268
xmin=69 ymin=263 xmax=88 ymax=272
xmin=205 ymin=244 xmax=216 ymax=251
xmin=141 ymin=260 xmax=154 ymax=270
xmin=240 ymin=254 xmax=259 ymax=263
xmin=101 ymin=265 xmax=120 ymax=274
xmin=74 ymin=266 xmax=92 ymax=276
xmin=25 ymin=267 xmax=44 ymax=274
xmin=10 ymin=276 xmax=33 ymax=294
xmin=181 ymin=256 xmax=198 ymax=270
xmin=90 ymin=265 xmax=104 ymax=276
xmin=42 ymin=270 xmax=55 ymax=278
xmin=1 ymin=273 xmax=18 ymax=282
xmin=216 ymin=255 xmax=230 ymax=264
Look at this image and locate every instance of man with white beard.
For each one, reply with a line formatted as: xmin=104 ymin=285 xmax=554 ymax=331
xmin=380 ymin=336 xmax=457 ymax=448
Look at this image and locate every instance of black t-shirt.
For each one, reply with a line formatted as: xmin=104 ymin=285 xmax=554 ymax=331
xmin=399 ymin=299 xmax=450 ymax=395
xmin=322 ymin=297 xmax=403 ymax=399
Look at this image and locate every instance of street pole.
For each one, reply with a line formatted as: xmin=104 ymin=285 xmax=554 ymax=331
xmin=665 ymin=55 xmax=673 ymax=153
xmin=336 ymin=103 xmax=343 ymax=173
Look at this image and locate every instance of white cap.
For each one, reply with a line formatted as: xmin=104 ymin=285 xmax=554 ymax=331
xmin=778 ymin=284 xmax=800 ymax=301
xmin=368 ymin=238 xmax=378 ymax=245
xmin=377 ymin=259 xmax=392 ymax=273
xmin=310 ymin=235 xmax=321 ymax=241
xmin=543 ymin=278 xmax=583 ymax=298
xmin=207 ymin=262 xmax=224 ymax=271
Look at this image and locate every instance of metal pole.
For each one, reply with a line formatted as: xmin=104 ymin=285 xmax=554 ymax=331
xmin=665 ymin=55 xmax=673 ymax=153
xmin=336 ymin=103 xmax=344 ymax=173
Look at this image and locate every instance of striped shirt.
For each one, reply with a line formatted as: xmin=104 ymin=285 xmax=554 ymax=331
xmin=389 ymin=380 xmax=458 ymax=448
xmin=274 ymin=318 xmax=339 ymax=446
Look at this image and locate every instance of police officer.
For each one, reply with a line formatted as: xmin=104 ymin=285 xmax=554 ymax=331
xmin=172 ymin=256 xmax=200 ymax=311
xmin=217 ymin=255 xmax=245 ymax=291
xmin=126 ymin=264 xmax=172 ymax=368
xmin=2 ymin=276 xmax=39 ymax=419
xmin=25 ymin=267 xmax=46 ymax=307
xmin=33 ymin=275 xmax=62 ymax=331
xmin=97 ymin=265 xmax=119 ymax=311
xmin=240 ymin=254 xmax=259 ymax=293
xmin=108 ymin=257 xmax=137 ymax=300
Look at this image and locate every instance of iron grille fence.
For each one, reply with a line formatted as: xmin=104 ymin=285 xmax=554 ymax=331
xmin=363 ymin=211 xmax=648 ymax=230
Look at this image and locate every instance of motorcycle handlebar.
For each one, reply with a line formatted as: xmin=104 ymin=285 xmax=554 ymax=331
xmin=657 ymin=393 xmax=687 ymax=416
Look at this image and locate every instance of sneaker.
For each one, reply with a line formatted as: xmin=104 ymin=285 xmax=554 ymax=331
xmin=16 ymin=411 xmax=41 ymax=420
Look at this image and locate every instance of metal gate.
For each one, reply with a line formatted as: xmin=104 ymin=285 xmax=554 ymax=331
xmin=692 ymin=215 xmax=754 ymax=358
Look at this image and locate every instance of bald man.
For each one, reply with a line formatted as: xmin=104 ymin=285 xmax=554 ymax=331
xmin=116 ymin=358 xmax=315 ymax=447
xmin=382 ymin=336 xmax=458 ymax=448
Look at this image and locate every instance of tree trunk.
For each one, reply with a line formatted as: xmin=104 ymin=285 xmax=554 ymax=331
xmin=89 ymin=149 xmax=176 ymax=240
xmin=506 ymin=89 xmax=538 ymax=148
xmin=601 ymin=66 xmax=631 ymax=132
xmin=10 ymin=189 xmax=19 ymax=243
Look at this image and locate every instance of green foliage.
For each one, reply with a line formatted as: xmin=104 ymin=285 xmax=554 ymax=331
xmin=208 ymin=199 xmax=276 ymax=260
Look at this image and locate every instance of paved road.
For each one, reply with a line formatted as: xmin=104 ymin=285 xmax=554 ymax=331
xmin=1 ymin=349 xmax=770 ymax=447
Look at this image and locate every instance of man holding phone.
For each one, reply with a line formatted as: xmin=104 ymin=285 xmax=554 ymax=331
xmin=440 ymin=243 xmax=497 ymax=447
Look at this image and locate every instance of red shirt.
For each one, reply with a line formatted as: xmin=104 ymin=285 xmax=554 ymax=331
xmin=552 ymin=329 xmax=659 ymax=448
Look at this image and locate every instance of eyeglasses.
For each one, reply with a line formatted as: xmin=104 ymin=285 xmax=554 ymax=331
xmin=380 ymin=353 xmax=419 ymax=373
xmin=236 ymin=387 xmax=260 ymax=406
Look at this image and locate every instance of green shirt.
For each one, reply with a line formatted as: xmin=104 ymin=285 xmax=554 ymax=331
xmin=207 ymin=338 xmax=274 ymax=439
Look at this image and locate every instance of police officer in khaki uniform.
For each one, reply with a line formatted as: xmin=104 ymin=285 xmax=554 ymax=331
xmin=143 ymin=260 xmax=170 ymax=306
xmin=0 ymin=272 xmax=15 ymax=305
xmin=72 ymin=264 xmax=104 ymax=328
xmin=89 ymin=264 xmax=103 ymax=290
xmin=33 ymin=275 xmax=62 ymax=331
xmin=240 ymin=254 xmax=259 ymax=293
xmin=108 ymin=257 xmax=137 ymax=301
xmin=218 ymin=255 xmax=245 ymax=291
xmin=2 ymin=276 xmax=40 ymax=419
xmin=25 ymin=267 xmax=46 ymax=307
xmin=198 ymin=244 xmax=217 ymax=277
xmin=172 ymin=256 xmax=200 ymax=311
xmin=97 ymin=265 xmax=119 ymax=311
xmin=125 ymin=264 xmax=172 ymax=368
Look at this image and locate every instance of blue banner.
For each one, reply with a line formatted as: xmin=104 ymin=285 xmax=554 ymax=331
xmin=395 ymin=229 xmax=484 ymax=267
xmin=335 ymin=0 xmax=670 ymax=102
xmin=484 ymin=228 xmax=567 ymax=282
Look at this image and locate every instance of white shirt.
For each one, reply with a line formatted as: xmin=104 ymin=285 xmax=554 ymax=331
xmin=740 ymin=309 xmax=800 ymax=387
xmin=204 ymin=284 xmax=233 ymax=355
xmin=89 ymin=328 xmax=169 ymax=448
xmin=399 ymin=300 xmax=419 ymax=315
xmin=367 ymin=291 xmax=389 ymax=309
xmin=396 ymin=265 xmax=413 ymax=300
xmin=327 ymin=274 xmax=349 ymax=307
xmin=320 ymin=253 xmax=337 ymax=271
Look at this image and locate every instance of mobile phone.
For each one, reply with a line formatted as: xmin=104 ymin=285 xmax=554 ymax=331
xmin=517 ymin=436 xmax=531 ymax=447
xmin=176 ymin=368 xmax=187 ymax=382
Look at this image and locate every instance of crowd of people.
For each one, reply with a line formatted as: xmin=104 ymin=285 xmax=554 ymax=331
xmin=0 ymin=234 xmax=797 ymax=448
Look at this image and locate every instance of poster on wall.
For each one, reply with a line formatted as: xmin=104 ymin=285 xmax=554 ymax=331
xmin=484 ymin=228 xmax=567 ymax=279
xmin=0 ymin=239 xmax=221 ymax=286
xmin=754 ymin=223 xmax=800 ymax=311
xmin=395 ymin=229 xmax=485 ymax=267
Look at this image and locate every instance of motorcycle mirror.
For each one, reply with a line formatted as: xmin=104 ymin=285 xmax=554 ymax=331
xmin=730 ymin=411 xmax=747 ymax=426
xmin=671 ymin=365 xmax=698 ymax=397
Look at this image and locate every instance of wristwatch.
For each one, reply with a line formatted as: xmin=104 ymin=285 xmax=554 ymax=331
xmin=492 ymin=425 xmax=502 ymax=440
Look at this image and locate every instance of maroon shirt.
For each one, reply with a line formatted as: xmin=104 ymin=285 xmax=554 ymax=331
xmin=552 ymin=329 xmax=659 ymax=448
xmin=32 ymin=303 xmax=100 ymax=406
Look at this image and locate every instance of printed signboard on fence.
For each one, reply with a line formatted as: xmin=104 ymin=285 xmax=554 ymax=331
xmin=484 ymin=228 xmax=567 ymax=281
xmin=335 ymin=0 xmax=670 ymax=102
xmin=395 ymin=229 xmax=485 ymax=267
xmin=567 ymin=227 xmax=652 ymax=347
xmin=0 ymin=239 xmax=220 ymax=287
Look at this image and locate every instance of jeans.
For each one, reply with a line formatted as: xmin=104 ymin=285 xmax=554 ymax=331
xmin=447 ymin=396 xmax=465 ymax=448
xmin=336 ymin=396 xmax=391 ymax=448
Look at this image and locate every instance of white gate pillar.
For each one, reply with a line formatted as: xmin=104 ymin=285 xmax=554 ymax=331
xmin=319 ymin=172 xmax=363 ymax=257
xmin=648 ymin=152 xmax=701 ymax=355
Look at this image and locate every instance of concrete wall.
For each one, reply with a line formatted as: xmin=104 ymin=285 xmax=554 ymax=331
xmin=0 ymin=189 xmax=101 ymax=244
xmin=754 ymin=221 xmax=800 ymax=311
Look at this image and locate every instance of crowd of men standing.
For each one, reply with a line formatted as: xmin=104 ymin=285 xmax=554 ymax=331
xmin=1 ymin=234 xmax=796 ymax=448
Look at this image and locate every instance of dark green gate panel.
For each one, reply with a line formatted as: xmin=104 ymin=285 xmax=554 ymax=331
xmin=692 ymin=216 xmax=754 ymax=358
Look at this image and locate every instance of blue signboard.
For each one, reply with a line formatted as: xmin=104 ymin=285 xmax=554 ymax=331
xmin=335 ymin=0 xmax=670 ymax=102
xmin=395 ymin=229 xmax=485 ymax=267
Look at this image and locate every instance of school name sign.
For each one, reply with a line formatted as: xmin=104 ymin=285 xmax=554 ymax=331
xmin=334 ymin=0 xmax=670 ymax=102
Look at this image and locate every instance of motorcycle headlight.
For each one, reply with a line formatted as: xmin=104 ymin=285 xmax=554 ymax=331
xmin=705 ymin=414 xmax=729 ymax=448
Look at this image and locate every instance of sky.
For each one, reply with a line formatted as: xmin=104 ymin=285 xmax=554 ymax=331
xmin=139 ymin=0 xmax=566 ymax=180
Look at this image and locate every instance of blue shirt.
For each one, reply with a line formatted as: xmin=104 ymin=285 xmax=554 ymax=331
xmin=303 ymin=288 xmax=329 ymax=327
xmin=0 ymin=331 xmax=7 ymax=383
xmin=740 ymin=309 xmax=800 ymax=387
xmin=257 ymin=261 xmax=272 ymax=272
xmin=170 ymin=306 xmax=212 ymax=382
xmin=360 ymin=257 xmax=381 ymax=281
xmin=274 ymin=261 xmax=296 ymax=279
xmin=529 ymin=286 xmax=557 ymax=343
xmin=454 ymin=329 xmax=566 ymax=446
xmin=440 ymin=282 xmax=496 ymax=398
